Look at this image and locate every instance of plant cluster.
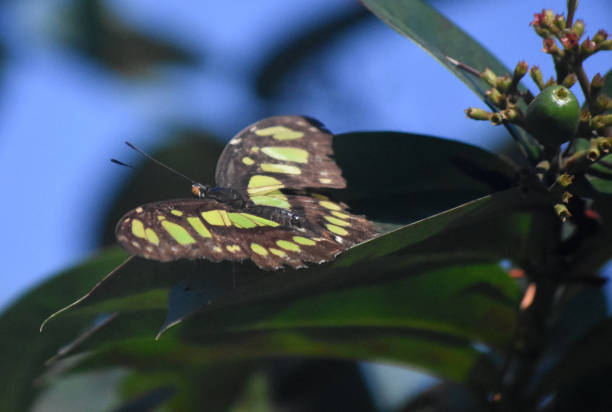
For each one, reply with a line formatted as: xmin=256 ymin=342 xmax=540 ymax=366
xmin=466 ymin=1 xmax=612 ymax=221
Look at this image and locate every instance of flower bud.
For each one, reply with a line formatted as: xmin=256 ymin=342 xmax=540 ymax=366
xmin=465 ymin=107 xmax=492 ymax=121
xmin=530 ymin=66 xmax=545 ymax=90
xmin=580 ymin=37 xmax=597 ymax=55
xmin=543 ymin=38 xmax=563 ymax=57
xmin=587 ymin=139 xmax=601 ymax=162
xmin=514 ymin=61 xmax=529 ymax=78
xmin=557 ymin=173 xmax=575 ymax=187
xmin=496 ymin=74 xmax=512 ymax=93
xmin=481 ymin=68 xmax=498 ymax=87
xmin=593 ymin=29 xmax=609 ymax=43
xmin=502 ymin=107 xmax=520 ymax=121
xmin=553 ymin=13 xmax=566 ymax=32
xmin=561 ymin=73 xmax=577 ymax=88
xmin=599 ymin=39 xmax=612 ymax=50
xmin=554 ymin=203 xmax=571 ymax=221
xmin=591 ymin=73 xmax=605 ymax=96
xmin=596 ymin=136 xmax=612 ymax=153
xmin=572 ymin=20 xmax=585 ymax=38
xmin=486 ymin=88 xmax=505 ymax=107
xmin=592 ymin=114 xmax=612 ymax=130
xmin=594 ymin=94 xmax=612 ymax=114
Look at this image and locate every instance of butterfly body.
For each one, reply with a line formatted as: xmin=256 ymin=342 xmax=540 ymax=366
xmin=193 ymin=183 xmax=303 ymax=228
xmin=116 ymin=116 xmax=376 ymax=270
xmin=192 ymin=184 xmax=249 ymax=209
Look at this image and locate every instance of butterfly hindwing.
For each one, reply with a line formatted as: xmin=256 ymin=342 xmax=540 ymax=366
xmin=115 ymin=198 xmax=353 ymax=270
xmin=284 ymin=193 xmax=375 ymax=246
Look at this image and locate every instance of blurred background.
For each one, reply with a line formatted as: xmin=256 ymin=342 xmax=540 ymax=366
xmin=1 ymin=0 xmax=611 ymax=409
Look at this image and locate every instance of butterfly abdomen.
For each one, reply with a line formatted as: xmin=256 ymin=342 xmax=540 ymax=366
xmin=243 ymin=205 xmax=304 ymax=229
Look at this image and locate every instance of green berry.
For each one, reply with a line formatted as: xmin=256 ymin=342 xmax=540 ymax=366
xmin=525 ymin=85 xmax=580 ymax=146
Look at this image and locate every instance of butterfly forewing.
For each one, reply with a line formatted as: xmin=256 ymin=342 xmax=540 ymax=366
xmin=115 ymin=198 xmax=359 ymax=270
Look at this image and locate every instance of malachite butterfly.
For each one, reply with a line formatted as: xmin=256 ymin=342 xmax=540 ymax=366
xmin=116 ymin=116 xmax=376 ymax=270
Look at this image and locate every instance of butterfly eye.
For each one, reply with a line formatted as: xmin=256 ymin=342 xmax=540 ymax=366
xmin=191 ymin=185 xmax=202 ymax=197
xmin=291 ymin=214 xmax=302 ymax=228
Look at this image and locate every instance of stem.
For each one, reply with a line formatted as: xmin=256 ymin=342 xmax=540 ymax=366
xmin=575 ymin=64 xmax=592 ymax=106
xmin=566 ymin=0 xmax=577 ymax=28
xmin=445 ymin=56 xmax=482 ymax=77
xmin=510 ymin=279 xmax=558 ymax=410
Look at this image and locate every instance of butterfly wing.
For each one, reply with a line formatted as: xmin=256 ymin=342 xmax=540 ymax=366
xmin=115 ymin=198 xmax=363 ymax=270
xmin=215 ymin=116 xmax=346 ymax=192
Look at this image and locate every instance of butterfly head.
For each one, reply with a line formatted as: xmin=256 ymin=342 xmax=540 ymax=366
xmin=191 ymin=183 xmax=210 ymax=198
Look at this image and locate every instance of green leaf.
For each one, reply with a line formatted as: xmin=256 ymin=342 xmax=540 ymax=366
xmin=0 ymin=248 xmax=129 ymax=412
xmin=34 ymin=326 xmax=484 ymax=411
xmin=336 ymin=186 xmax=550 ymax=269
xmin=181 ymin=263 xmax=518 ymax=349
xmin=359 ymin=0 xmax=540 ymax=162
xmin=55 ymin=322 xmax=485 ymax=385
xmin=42 ymin=185 xmax=552 ymax=348
xmin=29 ymin=186 xmax=552 ymax=409
xmin=39 ymin=188 xmax=550 ymax=379
xmin=43 ymin=187 xmax=544 ymax=337
xmin=333 ymin=131 xmax=519 ymax=225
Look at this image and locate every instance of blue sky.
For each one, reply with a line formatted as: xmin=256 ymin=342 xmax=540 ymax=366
xmin=0 ymin=0 xmax=611 ymax=313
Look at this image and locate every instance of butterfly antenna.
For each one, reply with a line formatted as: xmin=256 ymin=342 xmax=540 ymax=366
xmin=124 ymin=141 xmax=197 ymax=184
xmin=110 ymin=158 xmax=137 ymax=169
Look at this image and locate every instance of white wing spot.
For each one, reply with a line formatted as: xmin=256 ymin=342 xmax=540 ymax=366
xmin=171 ymin=246 xmax=179 ymax=252
xmin=229 ymin=138 xmax=242 ymax=145
xmin=131 ymin=241 xmax=141 ymax=248
xmin=335 ymin=236 xmax=343 ymax=243
xmin=135 ymin=207 xmax=143 ymax=213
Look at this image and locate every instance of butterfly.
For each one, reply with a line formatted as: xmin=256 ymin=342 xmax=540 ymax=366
xmin=115 ymin=116 xmax=376 ymax=270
